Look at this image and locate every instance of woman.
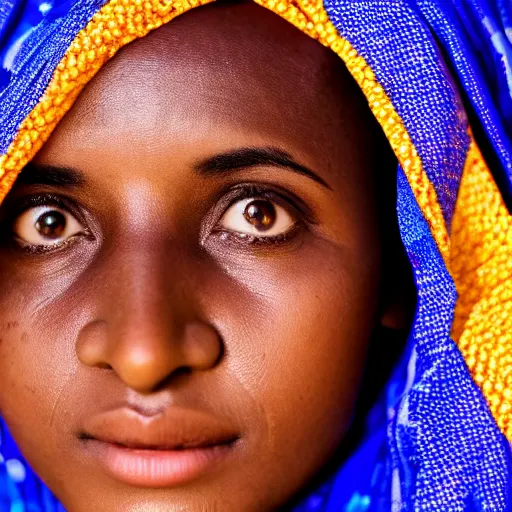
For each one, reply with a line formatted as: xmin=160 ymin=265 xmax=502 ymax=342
xmin=0 ymin=0 xmax=511 ymax=510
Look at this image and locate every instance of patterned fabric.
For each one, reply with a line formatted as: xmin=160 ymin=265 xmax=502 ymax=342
xmin=0 ymin=0 xmax=511 ymax=510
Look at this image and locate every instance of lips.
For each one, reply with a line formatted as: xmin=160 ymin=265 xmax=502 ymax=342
xmin=80 ymin=407 xmax=240 ymax=487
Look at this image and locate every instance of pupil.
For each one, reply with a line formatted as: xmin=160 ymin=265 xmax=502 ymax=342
xmin=35 ymin=211 xmax=66 ymax=239
xmin=243 ymin=200 xmax=276 ymax=231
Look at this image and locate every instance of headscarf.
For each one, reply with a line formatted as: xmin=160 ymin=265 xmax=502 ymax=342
xmin=0 ymin=1 xmax=511 ymax=510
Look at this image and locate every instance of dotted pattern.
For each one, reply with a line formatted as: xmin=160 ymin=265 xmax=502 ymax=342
xmin=451 ymin=140 xmax=512 ymax=439
xmin=389 ymin=168 xmax=510 ymax=511
xmin=322 ymin=0 xmax=470 ymax=230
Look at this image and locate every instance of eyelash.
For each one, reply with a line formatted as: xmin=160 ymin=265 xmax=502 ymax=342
xmin=1 ymin=185 xmax=312 ymax=254
xmin=209 ymin=184 xmax=310 ymax=247
xmin=2 ymin=193 xmax=91 ymax=254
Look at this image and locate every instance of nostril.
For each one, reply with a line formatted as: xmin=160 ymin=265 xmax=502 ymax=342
xmin=152 ymin=366 xmax=192 ymax=393
xmin=173 ymin=367 xmax=192 ymax=379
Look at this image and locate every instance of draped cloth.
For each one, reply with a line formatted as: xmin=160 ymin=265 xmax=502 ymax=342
xmin=0 ymin=1 xmax=511 ymax=510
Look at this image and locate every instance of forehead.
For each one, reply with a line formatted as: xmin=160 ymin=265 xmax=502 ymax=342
xmin=49 ymin=2 xmax=370 ymax=161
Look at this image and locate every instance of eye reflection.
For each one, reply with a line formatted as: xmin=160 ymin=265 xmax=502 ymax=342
xmin=243 ymin=200 xmax=276 ymax=231
xmin=219 ymin=198 xmax=295 ymax=237
xmin=13 ymin=205 xmax=85 ymax=247
xmin=36 ymin=210 xmax=67 ymax=239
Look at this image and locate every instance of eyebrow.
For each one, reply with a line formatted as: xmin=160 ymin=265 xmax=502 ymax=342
xmin=16 ymin=163 xmax=86 ymax=187
xmin=194 ymin=147 xmax=332 ymax=190
xmin=16 ymin=148 xmax=331 ymax=190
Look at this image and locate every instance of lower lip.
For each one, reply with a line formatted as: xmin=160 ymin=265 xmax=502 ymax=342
xmin=84 ymin=439 xmax=235 ymax=488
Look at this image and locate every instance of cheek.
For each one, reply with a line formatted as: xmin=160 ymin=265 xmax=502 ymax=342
xmin=0 ymin=261 xmax=83 ymax=475
xmin=208 ymin=236 xmax=380 ymax=490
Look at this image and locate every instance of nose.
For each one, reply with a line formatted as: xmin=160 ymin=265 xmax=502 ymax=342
xmin=76 ymin=249 xmax=222 ymax=393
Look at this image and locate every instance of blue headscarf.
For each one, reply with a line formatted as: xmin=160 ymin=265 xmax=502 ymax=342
xmin=0 ymin=1 xmax=511 ymax=510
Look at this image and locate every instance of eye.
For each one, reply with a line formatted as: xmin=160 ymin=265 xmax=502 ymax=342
xmin=218 ymin=197 xmax=296 ymax=237
xmin=12 ymin=205 xmax=85 ymax=248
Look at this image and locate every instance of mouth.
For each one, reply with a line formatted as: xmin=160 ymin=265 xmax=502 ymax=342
xmin=80 ymin=407 xmax=240 ymax=488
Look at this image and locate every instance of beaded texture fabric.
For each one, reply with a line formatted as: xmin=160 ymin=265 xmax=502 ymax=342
xmin=0 ymin=0 xmax=512 ymax=510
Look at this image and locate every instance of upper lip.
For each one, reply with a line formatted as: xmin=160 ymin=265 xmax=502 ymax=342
xmin=81 ymin=407 xmax=240 ymax=450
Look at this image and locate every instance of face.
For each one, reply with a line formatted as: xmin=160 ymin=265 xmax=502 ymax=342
xmin=0 ymin=3 xmax=399 ymax=511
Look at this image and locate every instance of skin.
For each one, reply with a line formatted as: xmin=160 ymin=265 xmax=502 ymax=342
xmin=0 ymin=3 xmax=406 ymax=511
